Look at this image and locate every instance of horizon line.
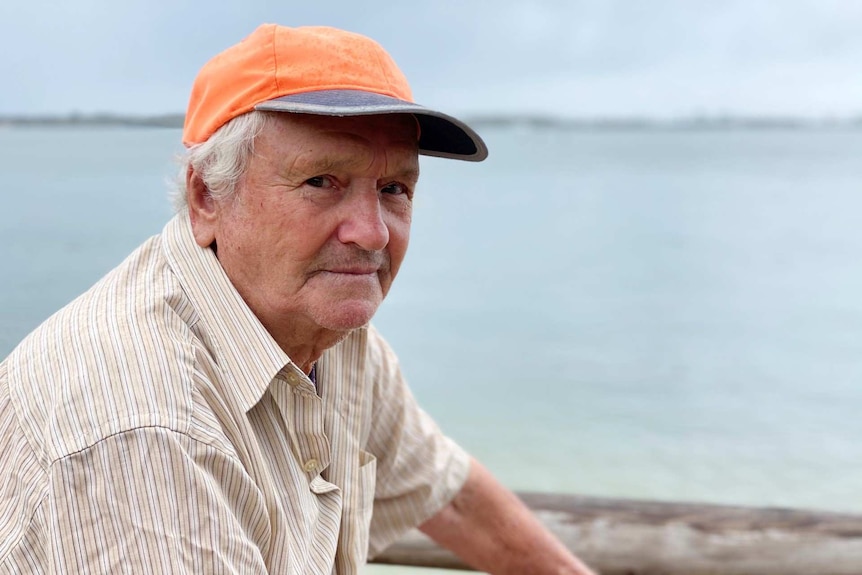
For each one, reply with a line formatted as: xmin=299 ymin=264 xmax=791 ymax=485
xmin=1 ymin=111 xmax=860 ymax=130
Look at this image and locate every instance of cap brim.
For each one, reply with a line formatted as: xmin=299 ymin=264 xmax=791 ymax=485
xmin=254 ymin=90 xmax=488 ymax=162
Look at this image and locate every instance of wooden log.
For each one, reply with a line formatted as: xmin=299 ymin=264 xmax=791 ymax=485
xmin=370 ymin=492 xmax=862 ymax=574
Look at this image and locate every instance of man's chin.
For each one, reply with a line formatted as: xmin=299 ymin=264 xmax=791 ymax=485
xmin=310 ymin=300 xmax=382 ymax=332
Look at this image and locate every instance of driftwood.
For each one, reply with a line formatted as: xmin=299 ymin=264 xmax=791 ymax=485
xmin=371 ymin=492 xmax=862 ymax=575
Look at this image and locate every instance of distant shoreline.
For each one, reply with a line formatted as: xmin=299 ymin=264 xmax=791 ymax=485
xmin=0 ymin=114 xmax=185 ymax=128
xmin=1 ymin=113 xmax=861 ymax=131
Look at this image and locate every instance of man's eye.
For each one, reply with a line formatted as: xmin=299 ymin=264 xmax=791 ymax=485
xmin=306 ymin=176 xmax=335 ymax=188
xmin=381 ymin=182 xmax=409 ymax=196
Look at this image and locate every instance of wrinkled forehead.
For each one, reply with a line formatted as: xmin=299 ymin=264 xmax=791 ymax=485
xmin=258 ymin=112 xmax=421 ymax=171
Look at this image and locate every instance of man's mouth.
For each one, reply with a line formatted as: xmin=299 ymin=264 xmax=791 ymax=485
xmin=325 ymin=267 xmax=379 ymax=275
xmin=310 ymin=249 xmax=389 ymax=279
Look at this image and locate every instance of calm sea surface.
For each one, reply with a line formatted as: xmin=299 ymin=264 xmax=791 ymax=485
xmin=2 ymin=125 xmax=861 ymax=571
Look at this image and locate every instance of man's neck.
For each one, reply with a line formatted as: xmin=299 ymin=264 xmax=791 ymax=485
xmin=266 ymin=318 xmax=351 ymax=374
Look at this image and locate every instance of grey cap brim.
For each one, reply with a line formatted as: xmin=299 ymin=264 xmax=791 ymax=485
xmin=254 ymin=90 xmax=488 ymax=162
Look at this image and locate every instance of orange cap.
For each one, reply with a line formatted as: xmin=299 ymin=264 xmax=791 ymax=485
xmin=182 ymin=24 xmax=487 ymax=161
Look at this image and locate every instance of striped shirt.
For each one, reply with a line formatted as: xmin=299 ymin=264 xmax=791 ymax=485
xmin=0 ymin=212 xmax=470 ymax=574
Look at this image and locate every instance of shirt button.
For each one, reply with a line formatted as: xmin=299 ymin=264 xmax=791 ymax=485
xmin=285 ymin=372 xmax=301 ymax=386
xmin=303 ymin=459 xmax=319 ymax=473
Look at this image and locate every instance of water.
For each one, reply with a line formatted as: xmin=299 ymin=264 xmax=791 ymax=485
xmin=384 ymin=127 xmax=862 ymax=510
xmin=2 ymin=126 xmax=862 ymax=572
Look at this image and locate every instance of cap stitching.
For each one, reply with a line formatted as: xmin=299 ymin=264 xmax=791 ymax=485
xmin=368 ymin=44 xmax=400 ymax=99
xmin=270 ymin=25 xmax=281 ymax=94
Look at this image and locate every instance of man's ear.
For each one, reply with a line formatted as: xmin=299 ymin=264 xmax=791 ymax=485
xmin=186 ymin=166 xmax=218 ymax=248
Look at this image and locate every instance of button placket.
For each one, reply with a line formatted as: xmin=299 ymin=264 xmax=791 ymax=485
xmin=272 ymin=369 xmax=332 ymax=480
xmin=279 ymin=365 xmax=315 ymax=393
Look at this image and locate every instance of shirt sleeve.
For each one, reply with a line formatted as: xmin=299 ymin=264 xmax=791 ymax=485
xmin=363 ymin=325 xmax=472 ymax=559
xmin=43 ymin=427 xmax=270 ymax=573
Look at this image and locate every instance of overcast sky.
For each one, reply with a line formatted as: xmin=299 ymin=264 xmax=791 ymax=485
xmin=1 ymin=0 xmax=860 ymax=118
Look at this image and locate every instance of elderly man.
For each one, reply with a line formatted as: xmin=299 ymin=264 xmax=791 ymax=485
xmin=0 ymin=24 xmax=595 ymax=575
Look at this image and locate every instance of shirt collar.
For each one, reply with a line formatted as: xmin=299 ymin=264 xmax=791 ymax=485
xmin=160 ymin=212 xmax=293 ymax=412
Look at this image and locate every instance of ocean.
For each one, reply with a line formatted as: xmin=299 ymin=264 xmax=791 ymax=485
xmin=2 ymin=125 xmax=861 ymax=572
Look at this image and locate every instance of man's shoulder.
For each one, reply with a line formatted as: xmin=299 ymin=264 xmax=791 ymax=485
xmin=3 ymin=234 xmax=208 ymax=463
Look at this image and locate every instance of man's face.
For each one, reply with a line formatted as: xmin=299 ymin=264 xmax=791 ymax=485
xmin=192 ymin=113 xmax=420 ymax=340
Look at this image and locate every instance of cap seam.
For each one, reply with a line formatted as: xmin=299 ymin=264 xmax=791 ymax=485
xmin=275 ymin=84 xmax=405 ymax=100
xmin=269 ymin=25 xmax=281 ymax=94
xmin=369 ymin=46 xmax=401 ymax=99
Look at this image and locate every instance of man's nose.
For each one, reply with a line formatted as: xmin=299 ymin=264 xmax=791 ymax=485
xmin=336 ymin=187 xmax=390 ymax=251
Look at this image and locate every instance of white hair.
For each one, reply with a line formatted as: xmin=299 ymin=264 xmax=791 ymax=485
xmin=171 ymin=111 xmax=270 ymax=212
